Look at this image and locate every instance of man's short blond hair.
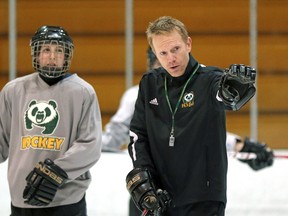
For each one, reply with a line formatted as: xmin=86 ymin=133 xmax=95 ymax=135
xmin=146 ymin=16 xmax=189 ymax=50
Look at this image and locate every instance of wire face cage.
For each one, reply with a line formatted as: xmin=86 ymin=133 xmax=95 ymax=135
xmin=31 ymin=40 xmax=73 ymax=78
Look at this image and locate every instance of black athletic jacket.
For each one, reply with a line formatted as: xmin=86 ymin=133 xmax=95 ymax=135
xmin=128 ymin=54 xmax=228 ymax=207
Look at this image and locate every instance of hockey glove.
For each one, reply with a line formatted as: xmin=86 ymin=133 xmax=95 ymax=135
xmin=239 ymin=138 xmax=274 ymax=171
xmin=126 ymin=168 xmax=172 ymax=214
xmin=218 ymin=64 xmax=256 ymax=110
xmin=23 ymin=158 xmax=68 ymax=206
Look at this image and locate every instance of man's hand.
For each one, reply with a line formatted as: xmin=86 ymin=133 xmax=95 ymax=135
xmin=154 ymin=189 xmax=172 ymax=214
xmin=126 ymin=168 xmax=172 ymax=214
xmin=239 ymin=138 xmax=274 ymax=171
xmin=218 ymin=64 xmax=256 ymax=110
xmin=224 ymin=64 xmax=256 ymax=85
xmin=23 ymin=158 xmax=68 ymax=206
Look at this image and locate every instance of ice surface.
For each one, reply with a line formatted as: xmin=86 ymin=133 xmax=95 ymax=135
xmin=0 ymin=150 xmax=287 ymax=216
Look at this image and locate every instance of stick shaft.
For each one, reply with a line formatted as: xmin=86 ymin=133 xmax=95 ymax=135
xmin=229 ymin=152 xmax=288 ymax=160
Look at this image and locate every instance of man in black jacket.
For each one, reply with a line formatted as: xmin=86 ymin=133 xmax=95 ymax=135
xmin=126 ymin=16 xmax=258 ymax=216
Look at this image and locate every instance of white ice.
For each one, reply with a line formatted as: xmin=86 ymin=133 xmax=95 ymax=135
xmin=0 ymin=150 xmax=287 ymax=216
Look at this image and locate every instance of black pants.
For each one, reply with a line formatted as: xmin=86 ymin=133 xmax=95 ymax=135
xmin=10 ymin=195 xmax=87 ymax=216
xmin=129 ymin=198 xmax=225 ymax=216
xmin=129 ymin=197 xmax=142 ymax=216
xmin=166 ymin=201 xmax=225 ymax=216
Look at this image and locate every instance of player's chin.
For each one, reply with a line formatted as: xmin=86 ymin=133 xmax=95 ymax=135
xmin=168 ymin=67 xmax=183 ymax=77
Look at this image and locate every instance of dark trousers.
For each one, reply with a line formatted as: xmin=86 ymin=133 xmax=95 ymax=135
xmin=129 ymin=197 xmax=142 ymax=216
xmin=129 ymin=198 xmax=225 ymax=216
xmin=166 ymin=201 xmax=225 ymax=216
xmin=10 ymin=195 xmax=87 ymax=216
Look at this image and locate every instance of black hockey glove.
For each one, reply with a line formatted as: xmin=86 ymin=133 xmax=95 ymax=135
xmin=218 ymin=64 xmax=256 ymax=110
xmin=239 ymin=138 xmax=274 ymax=171
xmin=126 ymin=168 xmax=172 ymax=215
xmin=23 ymin=158 xmax=68 ymax=206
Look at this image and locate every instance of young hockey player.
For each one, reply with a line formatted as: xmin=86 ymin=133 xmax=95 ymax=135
xmin=0 ymin=26 xmax=102 ymax=216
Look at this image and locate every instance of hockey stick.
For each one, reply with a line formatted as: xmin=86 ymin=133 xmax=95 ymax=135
xmin=274 ymin=154 xmax=288 ymax=159
xmin=141 ymin=209 xmax=162 ymax=216
xmin=141 ymin=209 xmax=149 ymax=216
xmin=228 ymin=152 xmax=288 ymax=160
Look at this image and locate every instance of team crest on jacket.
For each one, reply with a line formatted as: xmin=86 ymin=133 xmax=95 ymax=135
xmin=181 ymin=91 xmax=194 ymax=108
xmin=24 ymin=99 xmax=59 ymax=135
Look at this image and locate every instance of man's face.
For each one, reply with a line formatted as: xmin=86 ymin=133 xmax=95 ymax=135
xmin=38 ymin=44 xmax=65 ymax=69
xmin=152 ymin=29 xmax=191 ymax=77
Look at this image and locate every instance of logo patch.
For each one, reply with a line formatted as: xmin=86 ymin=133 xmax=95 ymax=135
xmin=24 ymin=100 xmax=59 ymax=135
xmin=181 ymin=91 xmax=194 ymax=108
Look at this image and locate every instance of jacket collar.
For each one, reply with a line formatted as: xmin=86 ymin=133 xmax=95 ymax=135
xmin=166 ymin=54 xmax=199 ymax=86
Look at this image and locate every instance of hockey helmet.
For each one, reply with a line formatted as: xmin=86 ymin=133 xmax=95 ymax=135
xmin=30 ymin=26 xmax=74 ymax=78
xmin=147 ymin=47 xmax=161 ymax=71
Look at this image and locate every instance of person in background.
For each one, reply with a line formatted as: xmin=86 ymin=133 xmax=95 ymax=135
xmin=102 ymin=46 xmax=273 ymax=215
xmin=125 ymin=16 xmax=262 ymax=216
xmin=0 ymin=26 xmax=102 ymax=216
xmin=101 ymin=47 xmax=161 ymax=153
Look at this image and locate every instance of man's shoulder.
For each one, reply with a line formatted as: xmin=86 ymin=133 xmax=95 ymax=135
xmin=142 ymin=67 xmax=165 ymax=79
xmin=197 ymin=64 xmax=224 ymax=78
xmin=199 ymin=64 xmax=223 ymax=73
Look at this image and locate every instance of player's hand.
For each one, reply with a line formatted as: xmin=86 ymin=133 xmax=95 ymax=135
xmin=126 ymin=168 xmax=172 ymax=214
xmin=23 ymin=158 xmax=68 ymax=206
xmin=239 ymin=138 xmax=274 ymax=171
xmin=218 ymin=64 xmax=256 ymax=110
xmin=155 ymin=189 xmax=172 ymax=213
xmin=142 ymin=189 xmax=172 ymax=215
xmin=224 ymin=64 xmax=256 ymax=84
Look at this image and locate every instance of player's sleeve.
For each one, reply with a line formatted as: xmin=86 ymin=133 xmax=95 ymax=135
xmin=101 ymin=86 xmax=138 ymax=152
xmin=128 ymin=83 xmax=155 ymax=172
xmin=0 ymin=89 xmax=11 ymax=163
xmin=226 ymin=132 xmax=242 ymax=152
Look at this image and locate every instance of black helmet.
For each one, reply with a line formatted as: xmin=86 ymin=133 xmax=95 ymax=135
xmin=146 ymin=46 xmax=160 ymax=71
xmin=30 ymin=26 xmax=74 ymax=78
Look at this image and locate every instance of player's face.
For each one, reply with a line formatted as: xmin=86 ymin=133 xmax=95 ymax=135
xmin=38 ymin=44 xmax=65 ymax=69
xmin=152 ymin=29 xmax=191 ymax=77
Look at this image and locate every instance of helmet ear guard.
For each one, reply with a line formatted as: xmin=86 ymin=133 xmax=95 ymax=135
xmin=30 ymin=26 xmax=74 ymax=78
